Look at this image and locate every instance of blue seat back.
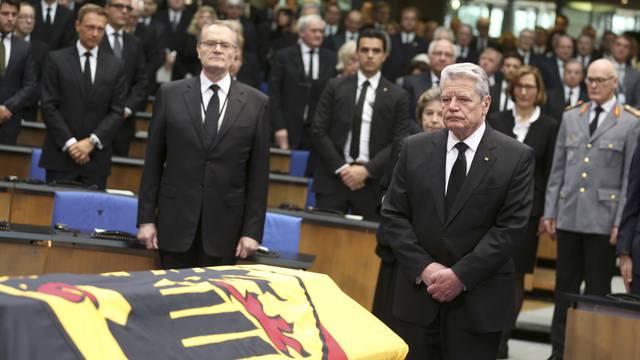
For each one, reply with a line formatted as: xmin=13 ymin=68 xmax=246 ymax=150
xmin=262 ymin=212 xmax=302 ymax=253
xmin=305 ymin=179 xmax=316 ymax=209
xmin=29 ymin=149 xmax=46 ymax=181
xmin=289 ymin=150 xmax=309 ymax=177
xmin=52 ymin=191 xmax=138 ymax=234
xmin=259 ymin=82 xmax=269 ymax=95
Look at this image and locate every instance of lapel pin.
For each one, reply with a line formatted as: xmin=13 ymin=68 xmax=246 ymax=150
xmin=484 ymin=156 xmax=489 ymax=162
xmin=383 ymin=87 xmax=388 ymax=92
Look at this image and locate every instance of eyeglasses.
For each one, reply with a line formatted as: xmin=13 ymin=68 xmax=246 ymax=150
xmin=431 ymin=51 xmax=454 ymax=59
xmin=585 ymin=76 xmax=613 ymax=85
xmin=109 ymin=3 xmax=134 ymax=11
xmin=514 ymin=84 xmax=538 ymax=92
xmin=199 ymin=41 xmax=237 ymax=50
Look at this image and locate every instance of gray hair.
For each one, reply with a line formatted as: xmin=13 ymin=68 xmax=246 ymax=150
xmin=200 ymin=20 xmax=239 ymax=47
xmin=432 ymin=26 xmax=455 ymax=42
xmin=428 ymin=38 xmax=459 ymax=58
xmin=564 ymin=58 xmax=584 ymax=71
xmin=336 ymin=40 xmax=357 ymax=71
xmin=440 ymin=62 xmax=490 ymax=99
xmin=297 ymin=14 xmax=325 ymax=32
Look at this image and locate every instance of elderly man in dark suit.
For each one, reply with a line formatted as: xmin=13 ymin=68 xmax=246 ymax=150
xmin=381 ymin=62 xmax=535 ymax=360
xmin=381 ymin=6 xmax=428 ymax=82
xmin=31 ymin=0 xmax=74 ymax=50
xmin=311 ymin=28 xmax=410 ymax=220
xmin=102 ymin=0 xmax=147 ymax=156
xmin=0 ymin=0 xmax=37 ymax=144
xmin=539 ymin=33 xmax=574 ymax=92
xmin=137 ymin=21 xmax=270 ymax=269
xmin=270 ymin=14 xmax=335 ymax=151
xmin=39 ymin=4 xmax=125 ymax=189
xmin=610 ymin=35 xmax=640 ymax=108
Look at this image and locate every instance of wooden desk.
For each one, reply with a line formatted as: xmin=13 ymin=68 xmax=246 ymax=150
xmin=269 ymin=148 xmax=291 ymax=173
xmin=268 ymin=208 xmax=380 ymax=310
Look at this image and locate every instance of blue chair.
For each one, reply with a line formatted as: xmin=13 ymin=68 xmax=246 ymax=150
xmin=305 ymin=179 xmax=316 ymax=209
xmin=51 ymin=191 xmax=138 ymax=234
xmin=262 ymin=212 xmax=302 ymax=253
xmin=289 ymin=150 xmax=309 ymax=177
xmin=29 ymin=149 xmax=46 ymax=181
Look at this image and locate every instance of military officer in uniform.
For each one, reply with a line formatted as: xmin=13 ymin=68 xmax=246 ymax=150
xmin=542 ymin=58 xmax=640 ymax=360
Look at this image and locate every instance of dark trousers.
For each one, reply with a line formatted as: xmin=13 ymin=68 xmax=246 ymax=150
xmin=0 ymin=117 xmax=20 ymax=145
xmin=550 ymin=229 xmax=615 ymax=357
xmin=159 ymin=226 xmax=236 ymax=269
xmin=397 ymin=306 xmax=501 ymax=360
xmin=315 ymin=181 xmax=380 ymax=221
xmin=46 ymin=169 xmax=107 ymax=190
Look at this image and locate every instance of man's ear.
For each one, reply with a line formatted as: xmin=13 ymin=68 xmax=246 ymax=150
xmin=482 ymin=95 xmax=491 ymax=115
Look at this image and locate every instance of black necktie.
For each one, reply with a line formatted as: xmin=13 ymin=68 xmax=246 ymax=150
xmin=0 ymin=34 xmax=6 ymax=77
xmin=590 ymin=106 xmax=603 ymax=136
xmin=45 ymin=7 xmax=52 ymax=25
xmin=565 ymin=89 xmax=573 ymax=107
xmin=83 ymin=52 xmax=92 ymax=87
xmin=446 ymin=142 xmax=469 ymax=217
xmin=112 ymin=31 xmax=122 ymax=58
xmin=307 ymin=49 xmax=314 ymax=80
xmin=350 ymin=80 xmax=369 ymax=161
xmin=502 ymin=91 xmax=510 ymax=111
xmin=204 ymin=84 xmax=220 ymax=143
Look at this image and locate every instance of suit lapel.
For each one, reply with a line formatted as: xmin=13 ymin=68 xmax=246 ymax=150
xmin=294 ymin=46 xmax=305 ymax=80
xmin=4 ymin=37 xmax=19 ymax=74
xmin=182 ymin=76 xmax=206 ymax=150
xmin=591 ymin=104 xmax=619 ymax=140
xmin=431 ymin=131 xmax=447 ymax=225
xmin=369 ymin=78 xmax=389 ymax=150
xmin=67 ymin=48 xmax=88 ymax=96
xmin=91 ymin=51 xmax=109 ymax=97
xmin=100 ymin=36 xmax=113 ymax=55
xmin=210 ymin=80 xmax=246 ymax=151
xmin=445 ymin=126 xmax=498 ymax=226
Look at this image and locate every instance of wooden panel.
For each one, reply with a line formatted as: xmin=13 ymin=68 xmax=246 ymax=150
xmin=108 ymin=164 xmax=142 ymax=193
xmin=0 ymin=192 xmax=10 ymax=221
xmin=0 ymin=242 xmax=49 ymax=276
xmin=298 ymin=223 xmax=379 ymax=310
xmin=136 ymin=117 xmax=149 ymax=133
xmin=524 ymin=273 xmax=534 ymax=292
xmin=565 ymin=308 xmax=640 ymax=360
xmin=267 ymin=181 xmax=307 ymax=209
xmin=129 ymin=139 xmax=146 ymax=158
xmin=0 ymin=152 xmax=30 ymax=178
xmin=532 ymin=266 xmax=555 ymax=291
xmin=10 ymin=193 xmax=54 ymax=226
xmin=16 ymin=128 xmax=45 ymax=148
xmin=537 ymin=233 xmax=557 ymax=260
xmin=46 ymin=246 xmax=159 ymax=274
xmin=269 ymin=153 xmax=290 ymax=174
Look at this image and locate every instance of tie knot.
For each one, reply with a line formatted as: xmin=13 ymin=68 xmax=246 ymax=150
xmin=308 ymin=49 xmax=315 ymax=55
xmin=362 ymin=80 xmax=370 ymax=88
xmin=84 ymin=51 xmax=92 ymax=58
xmin=113 ymin=31 xmax=120 ymax=38
xmin=595 ymin=106 xmax=604 ymax=114
xmin=454 ymin=142 xmax=468 ymax=153
xmin=209 ymin=84 xmax=219 ymax=93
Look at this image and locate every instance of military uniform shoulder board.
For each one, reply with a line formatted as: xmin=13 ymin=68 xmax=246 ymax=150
xmin=624 ymin=104 xmax=640 ymax=118
xmin=565 ymin=100 xmax=586 ymax=112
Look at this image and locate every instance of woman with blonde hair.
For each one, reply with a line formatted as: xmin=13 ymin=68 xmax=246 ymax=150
xmin=335 ymin=40 xmax=358 ymax=77
xmin=180 ymin=6 xmax=218 ymax=77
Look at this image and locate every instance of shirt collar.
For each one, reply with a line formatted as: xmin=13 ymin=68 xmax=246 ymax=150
xmin=592 ymin=96 xmax=617 ymax=113
xmin=512 ymin=106 xmax=541 ymax=125
xmin=106 ymin=24 xmax=120 ymax=37
xmin=357 ymin=70 xmax=380 ymax=90
xmin=430 ymin=71 xmax=439 ymax=85
xmin=564 ymin=84 xmax=580 ymax=93
xmin=42 ymin=0 xmax=57 ymax=11
xmin=299 ymin=40 xmax=316 ymax=53
xmin=447 ymin=121 xmax=486 ymax=153
xmin=200 ymin=72 xmax=231 ymax=96
xmin=76 ymin=40 xmax=98 ymax=58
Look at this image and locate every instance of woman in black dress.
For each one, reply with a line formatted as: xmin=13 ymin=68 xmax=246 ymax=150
xmin=487 ymin=65 xmax=559 ymax=358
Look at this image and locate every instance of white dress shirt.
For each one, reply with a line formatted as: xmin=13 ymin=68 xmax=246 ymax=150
xmin=1 ymin=33 xmax=11 ymax=68
xmin=41 ymin=0 xmax=57 ymax=23
xmin=556 ymin=58 xmax=565 ymax=82
xmin=499 ymin=80 xmax=514 ymax=111
xmin=564 ymin=85 xmax=580 ymax=107
xmin=200 ymin=72 xmax=231 ymax=129
xmin=590 ymin=96 xmax=617 ymax=129
xmin=518 ymin=49 xmax=531 ymax=65
xmin=401 ymin=32 xmax=415 ymax=44
xmin=299 ymin=41 xmax=319 ymax=80
xmin=430 ymin=71 xmax=439 ymax=88
xmin=340 ymin=70 xmax=380 ymax=169
xmin=324 ymin=24 xmax=338 ymax=37
xmin=168 ymin=9 xmax=182 ymax=27
xmin=105 ymin=24 xmax=123 ymax=52
xmin=345 ymin=30 xmax=358 ymax=42
xmin=77 ymin=41 xmax=98 ymax=83
xmin=512 ymin=106 xmax=540 ymax=143
xmin=445 ymin=121 xmax=486 ymax=194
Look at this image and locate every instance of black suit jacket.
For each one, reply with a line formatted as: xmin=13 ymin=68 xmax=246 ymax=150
xmin=539 ymin=55 xmax=564 ymax=91
xmin=617 ymin=135 xmax=640 ymax=279
xmin=19 ymin=38 xmax=50 ymax=123
xmin=381 ymin=126 xmax=534 ymax=331
xmin=137 ymin=77 xmax=270 ymax=257
xmin=488 ymin=110 xmax=559 ymax=217
xmin=32 ymin=2 xmax=74 ymax=51
xmin=456 ymin=46 xmax=479 ymax=64
xmin=382 ymin=33 xmax=429 ymax=82
xmin=269 ymin=44 xmax=336 ymax=149
xmin=543 ymin=86 xmax=588 ymax=122
xmin=401 ymin=72 xmax=432 ymax=120
xmin=0 ymin=36 xmax=38 ymax=143
xmin=311 ymin=74 xmax=411 ymax=194
xmin=151 ymin=8 xmax=194 ymax=53
xmin=39 ymin=46 xmax=126 ymax=176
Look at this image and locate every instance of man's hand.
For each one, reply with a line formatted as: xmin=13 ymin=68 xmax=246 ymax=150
xmin=420 ymin=262 xmax=447 ymax=286
xmin=339 ymin=164 xmax=369 ymax=191
xmin=0 ymin=105 xmax=12 ymax=122
xmin=542 ymin=218 xmax=557 ymax=240
xmin=620 ymin=254 xmax=633 ymax=293
xmin=274 ymin=129 xmax=289 ymax=150
xmin=609 ymin=226 xmax=618 ymax=246
xmin=236 ymin=236 xmax=259 ymax=258
xmin=137 ymin=223 xmax=158 ymax=250
xmin=427 ymin=268 xmax=465 ymax=302
xmin=68 ymin=138 xmax=94 ymax=165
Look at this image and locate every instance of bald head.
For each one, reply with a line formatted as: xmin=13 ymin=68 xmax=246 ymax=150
xmin=586 ymin=59 xmax=618 ymax=105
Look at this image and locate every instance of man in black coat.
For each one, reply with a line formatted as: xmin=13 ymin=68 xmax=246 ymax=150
xmin=538 ymin=33 xmax=573 ymax=92
xmin=0 ymin=0 xmax=38 ymax=144
xmin=311 ymin=28 xmax=410 ymax=220
xmin=137 ymin=21 xmax=270 ymax=268
xmin=39 ymin=4 xmax=125 ymax=189
xmin=381 ymin=6 xmax=428 ymax=82
xmin=381 ymin=62 xmax=534 ymax=360
xmin=543 ymin=59 xmax=588 ymax=121
xmin=31 ymin=0 xmax=74 ymax=50
xmin=270 ymin=14 xmax=335 ymax=150
xmin=101 ymin=0 xmax=147 ymax=156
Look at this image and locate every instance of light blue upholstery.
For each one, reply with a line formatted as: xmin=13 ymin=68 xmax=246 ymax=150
xmin=51 ymin=191 xmax=138 ymax=234
xmin=29 ymin=149 xmax=46 ymax=181
xmin=262 ymin=212 xmax=302 ymax=252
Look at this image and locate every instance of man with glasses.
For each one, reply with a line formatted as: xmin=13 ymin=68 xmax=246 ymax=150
xmin=102 ymin=0 xmax=147 ymax=156
xmin=137 ymin=21 xmax=270 ymax=269
xmin=542 ymin=58 xmax=640 ymax=360
xmin=401 ymin=38 xmax=457 ymax=120
xmin=609 ymin=35 xmax=640 ymax=108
